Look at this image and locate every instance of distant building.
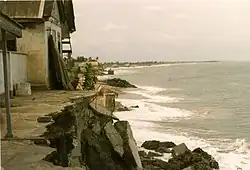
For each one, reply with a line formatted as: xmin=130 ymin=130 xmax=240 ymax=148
xmin=74 ymin=57 xmax=99 ymax=74
xmin=0 ymin=0 xmax=76 ymax=89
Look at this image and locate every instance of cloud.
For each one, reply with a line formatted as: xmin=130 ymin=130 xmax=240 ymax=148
xmin=101 ymin=23 xmax=128 ymax=31
xmin=143 ymin=5 xmax=164 ymax=11
xmin=175 ymin=13 xmax=192 ymax=19
xmin=163 ymin=34 xmax=176 ymax=39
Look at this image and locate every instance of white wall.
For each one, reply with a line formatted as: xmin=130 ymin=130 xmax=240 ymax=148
xmin=0 ymin=51 xmax=27 ymax=95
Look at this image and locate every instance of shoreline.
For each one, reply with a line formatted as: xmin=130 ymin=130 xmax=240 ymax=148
xmin=100 ymin=82 xmax=220 ymax=170
xmin=101 ymin=60 xmax=220 ymax=70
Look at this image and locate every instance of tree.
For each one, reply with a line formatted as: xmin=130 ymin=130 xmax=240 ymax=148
xmin=83 ymin=63 xmax=97 ymax=90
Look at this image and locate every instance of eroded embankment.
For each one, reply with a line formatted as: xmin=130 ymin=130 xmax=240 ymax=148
xmin=41 ymin=95 xmax=142 ymax=170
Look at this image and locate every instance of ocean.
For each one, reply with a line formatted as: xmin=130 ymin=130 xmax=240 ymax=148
xmin=110 ymin=62 xmax=250 ymax=170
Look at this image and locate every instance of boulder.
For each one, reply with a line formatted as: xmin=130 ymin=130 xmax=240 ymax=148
xmin=159 ymin=141 xmax=176 ymax=148
xmin=92 ymin=120 xmax=101 ymax=135
xmin=147 ymin=151 xmax=163 ymax=157
xmin=115 ymin=121 xmax=143 ymax=169
xmin=84 ymin=130 xmax=128 ymax=170
xmin=167 ymin=146 xmax=219 ymax=170
xmin=192 ymin=148 xmax=219 ymax=169
xmin=138 ymin=151 xmax=148 ymax=158
xmin=141 ymin=140 xmax=176 ymax=151
xmin=172 ymin=143 xmax=190 ymax=157
xmin=117 ymin=106 xmax=130 ymax=112
xmin=104 ymin=121 xmax=124 ymax=157
xmin=141 ymin=140 xmax=160 ymax=150
xmin=34 ymin=138 xmax=49 ymax=146
xmin=37 ymin=116 xmax=53 ymax=123
xmin=104 ymin=78 xmax=137 ymax=88
xmin=183 ymin=167 xmax=193 ymax=170
xmin=155 ymin=147 xmax=171 ymax=153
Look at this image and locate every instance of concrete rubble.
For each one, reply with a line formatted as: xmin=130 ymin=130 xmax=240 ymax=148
xmin=41 ymin=95 xmax=143 ymax=170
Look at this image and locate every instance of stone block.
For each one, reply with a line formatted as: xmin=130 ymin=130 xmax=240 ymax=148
xmin=172 ymin=143 xmax=190 ymax=157
xmin=104 ymin=121 xmax=124 ymax=157
xmin=115 ymin=121 xmax=143 ymax=169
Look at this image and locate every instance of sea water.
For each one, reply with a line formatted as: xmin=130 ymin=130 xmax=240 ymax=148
xmin=113 ymin=62 xmax=250 ymax=170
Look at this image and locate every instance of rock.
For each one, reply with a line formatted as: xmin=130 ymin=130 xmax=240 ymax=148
xmin=183 ymin=166 xmax=193 ymax=170
xmin=117 ymin=106 xmax=130 ymax=112
xmin=104 ymin=78 xmax=137 ymax=88
xmin=141 ymin=140 xmax=176 ymax=151
xmin=104 ymin=121 xmax=124 ymax=157
xmin=84 ymin=132 xmax=128 ymax=170
xmin=155 ymin=147 xmax=172 ymax=153
xmin=147 ymin=151 xmax=163 ymax=157
xmin=138 ymin=151 xmax=148 ymax=158
xmin=167 ymin=146 xmax=219 ymax=170
xmin=37 ymin=116 xmax=53 ymax=123
xmin=131 ymin=105 xmax=139 ymax=108
xmin=34 ymin=138 xmax=49 ymax=146
xmin=114 ymin=121 xmax=143 ymax=169
xmin=92 ymin=120 xmax=101 ymax=135
xmin=192 ymin=161 xmax=213 ymax=170
xmin=152 ymin=159 xmax=171 ymax=169
xmin=172 ymin=143 xmax=190 ymax=157
xmin=43 ymin=151 xmax=61 ymax=166
xmin=159 ymin=141 xmax=176 ymax=148
xmin=192 ymin=148 xmax=219 ymax=169
xmin=141 ymin=140 xmax=160 ymax=150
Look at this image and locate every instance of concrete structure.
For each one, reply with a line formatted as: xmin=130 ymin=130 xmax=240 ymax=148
xmin=0 ymin=51 xmax=27 ymax=96
xmin=0 ymin=0 xmax=76 ymax=88
xmin=0 ymin=10 xmax=24 ymax=137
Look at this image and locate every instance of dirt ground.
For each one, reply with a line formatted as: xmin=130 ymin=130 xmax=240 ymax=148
xmin=0 ymin=90 xmax=93 ymax=170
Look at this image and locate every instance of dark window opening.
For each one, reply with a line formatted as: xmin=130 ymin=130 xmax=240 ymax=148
xmin=7 ymin=39 xmax=17 ymax=51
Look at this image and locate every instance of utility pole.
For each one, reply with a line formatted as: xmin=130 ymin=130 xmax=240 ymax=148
xmin=1 ymin=28 xmax=13 ymax=138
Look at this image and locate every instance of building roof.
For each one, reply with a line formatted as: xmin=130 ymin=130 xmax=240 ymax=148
xmin=0 ymin=1 xmax=43 ymax=19
xmin=0 ymin=11 xmax=23 ymax=38
xmin=0 ymin=0 xmax=75 ymax=33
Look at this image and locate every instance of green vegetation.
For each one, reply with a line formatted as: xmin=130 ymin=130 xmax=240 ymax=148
xmin=83 ymin=63 xmax=98 ymax=90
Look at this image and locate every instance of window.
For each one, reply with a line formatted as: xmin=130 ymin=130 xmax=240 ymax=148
xmin=7 ymin=39 xmax=17 ymax=51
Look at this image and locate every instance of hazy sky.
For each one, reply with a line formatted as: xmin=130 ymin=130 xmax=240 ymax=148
xmin=71 ymin=0 xmax=250 ymax=61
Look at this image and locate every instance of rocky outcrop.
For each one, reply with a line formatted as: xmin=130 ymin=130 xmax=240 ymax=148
xmin=103 ymin=78 xmax=137 ymax=88
xmin=42 ymin=97 xmax=142 ymax=170
xmin=139 ymin=141 xmax=219 ymax=170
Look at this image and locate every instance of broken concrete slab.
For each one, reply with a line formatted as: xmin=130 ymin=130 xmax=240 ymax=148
xmin=37 ymin=116 xmax=53 ymax=123
xmin=114 ymin=121 xmax=143 ymax=170
xmin=172 ymin=143 xmax=190 ymax=157
xmin=104 ymin=121 xmax=124 ymax=157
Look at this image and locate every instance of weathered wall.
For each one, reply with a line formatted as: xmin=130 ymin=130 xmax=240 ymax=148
xmin=0 ymin=51 xmax=27 ymax=95
xmin=16 ymin=23 xmax=47 ymax=85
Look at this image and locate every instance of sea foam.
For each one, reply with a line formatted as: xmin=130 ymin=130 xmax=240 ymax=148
xmin=115 ymin=85 xmax=250 ymax=170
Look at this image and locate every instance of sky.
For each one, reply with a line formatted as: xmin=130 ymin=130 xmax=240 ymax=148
xmin=71 ymin=0 xmax=250 ymax=62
